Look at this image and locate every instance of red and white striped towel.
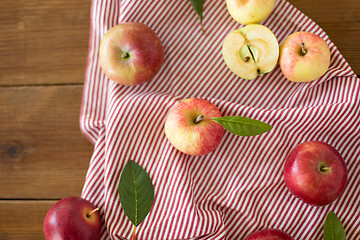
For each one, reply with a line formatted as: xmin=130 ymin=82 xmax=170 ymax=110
xmin=80 ymin=0 xmax=360 ymax=239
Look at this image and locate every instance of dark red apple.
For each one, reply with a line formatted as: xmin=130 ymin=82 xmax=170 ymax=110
xmin=244 ymin=229 xmax=295 ymax=240
xmin=43 ymin=196 xmax=102 ymax=240
xmin=283 ymin=141 xmax=348 ymax=206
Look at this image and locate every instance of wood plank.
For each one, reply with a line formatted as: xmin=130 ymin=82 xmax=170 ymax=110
xmin=289 ymin=0 xmax=360 ymax=74
xmin=0 ymin=0 xmax=91 ymax=85
xmin=0 ymin=86 xmax=94 ymax=199
xmin=0 ymin=200 xmax=55 ymax=240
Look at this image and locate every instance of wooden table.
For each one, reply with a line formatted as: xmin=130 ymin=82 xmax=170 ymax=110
xmin=0 ymin=0 xmax=359 ymax=239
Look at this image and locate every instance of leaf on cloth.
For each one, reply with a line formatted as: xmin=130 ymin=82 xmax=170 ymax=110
xmin=189 ymin=0 xmax=204 ymax=33
xmin=119 ymin=160 xmax=154 ymax=227
xmin=212 ymin=116 xmax=273 ymax=137
xmin=324 ymin=211 xmax=346 ymax=240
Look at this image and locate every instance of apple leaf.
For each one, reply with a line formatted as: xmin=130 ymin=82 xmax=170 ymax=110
xmin=189 ymin=0 xmax=204 ymax=32
xmin=324 ymin=211 xmax=346 ymax=240
xmin=212 ymin=116 xmax=273 ymax=137
xmin=119 ymin=160 xmax=154 ymax=227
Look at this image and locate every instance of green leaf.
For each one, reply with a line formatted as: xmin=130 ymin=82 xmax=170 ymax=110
xmin=119 ymin=160 xmax=154 ymax=227
xmin=324 ymin=211 xmax=346 ymax=240
xmin=212 ymin=116 xmax=273 ymax=137
xmin=189 ymin=0 xmax=204 ymax=32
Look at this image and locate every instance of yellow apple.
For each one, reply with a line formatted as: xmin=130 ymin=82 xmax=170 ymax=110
xmin=279 ymin=32 xmax=331 ymax=82
xmin=222 ymin=24 xmax=279 ymax=80
xmin=226 ymin=0 xmax=277 ymax=25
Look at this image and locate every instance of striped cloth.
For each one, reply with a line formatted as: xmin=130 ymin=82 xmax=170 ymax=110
xmin=80 ymin=0 xmax=360 ymax=239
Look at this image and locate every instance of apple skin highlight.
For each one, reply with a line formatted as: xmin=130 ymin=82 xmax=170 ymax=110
xmin=283 ymin=141 xmax=348 ymax=206
xmin=99 ymin=22 xmax=164 ymax=86
xmin=165 ymin=98 xmax=224 ymax=156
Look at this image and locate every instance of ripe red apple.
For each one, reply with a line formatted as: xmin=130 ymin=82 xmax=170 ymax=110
xmin=99 ymin=22 xmax=164 ymax=86
xmin=279 ymin=32 xmax=331 ymax=82
xmin=244 ymin=229 xmax=295 ymax=240
xmin=44 ymin=196 xmax=102 ymax=240
xmin=164 ymin=98 xmax=224 ymax=156
xmin=283 ymin=141 xmax=348 ymax=206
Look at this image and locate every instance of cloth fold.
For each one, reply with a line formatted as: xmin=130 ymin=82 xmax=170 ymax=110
xmin=80 ymin=0 xmax=360 ymax=239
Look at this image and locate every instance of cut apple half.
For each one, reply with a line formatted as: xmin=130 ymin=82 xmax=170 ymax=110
xmin=222 ymin=24 xmax=279 ymax=80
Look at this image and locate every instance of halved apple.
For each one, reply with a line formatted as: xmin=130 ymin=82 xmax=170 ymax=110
xmin=222 ymin=24 xmax=279 ymax=80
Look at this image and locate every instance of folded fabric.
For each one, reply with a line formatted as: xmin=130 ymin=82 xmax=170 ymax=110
xmin=80 ymin=0 xmax=360 ymax=239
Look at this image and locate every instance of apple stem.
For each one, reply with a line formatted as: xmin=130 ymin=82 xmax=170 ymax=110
xmin=320 ymin=166 xmax=331 ymax=172
xmin=86 ymin=208 xmax=99 ymax=217
xmin=133 ymin=226 xmax=136 ymax=240
xmin=194 ymin=115 xmax=204 ymax=124
xmin=244 ymin=57 xmax=250 ymax=62
xmin=301 ymin=42 xmax=307 ymax=55
xmin=121 ymin=52 xmax=129 ymax=59
xmin=201 ymin=23 xmax=205 ymax=35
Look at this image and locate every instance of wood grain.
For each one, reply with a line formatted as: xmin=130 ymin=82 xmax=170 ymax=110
xmin=0 ymin=200 xmax=54 ymax=240
xmin=0 ymin=86 xmax=93 ymax=199
xmin=0 ymin=0 xmax=91 ymax=85
xmin=289 ymin=0 xmax=360 ymax=74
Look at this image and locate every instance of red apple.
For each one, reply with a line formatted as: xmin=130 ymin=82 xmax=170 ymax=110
xmin=164 ymin=98 xmax=224 ymax=156
xmin=245 ymin=229 xmax=295 ymax=240
xmin=99 ymin=22 xmax=164 ymax=86
xmin=279 ymin=32 xmax=331 ymax=82
xmin=43 ymin=197 xmax=102 ymax=240
xmin=283 ymin=141 xmax=348 ymax=206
